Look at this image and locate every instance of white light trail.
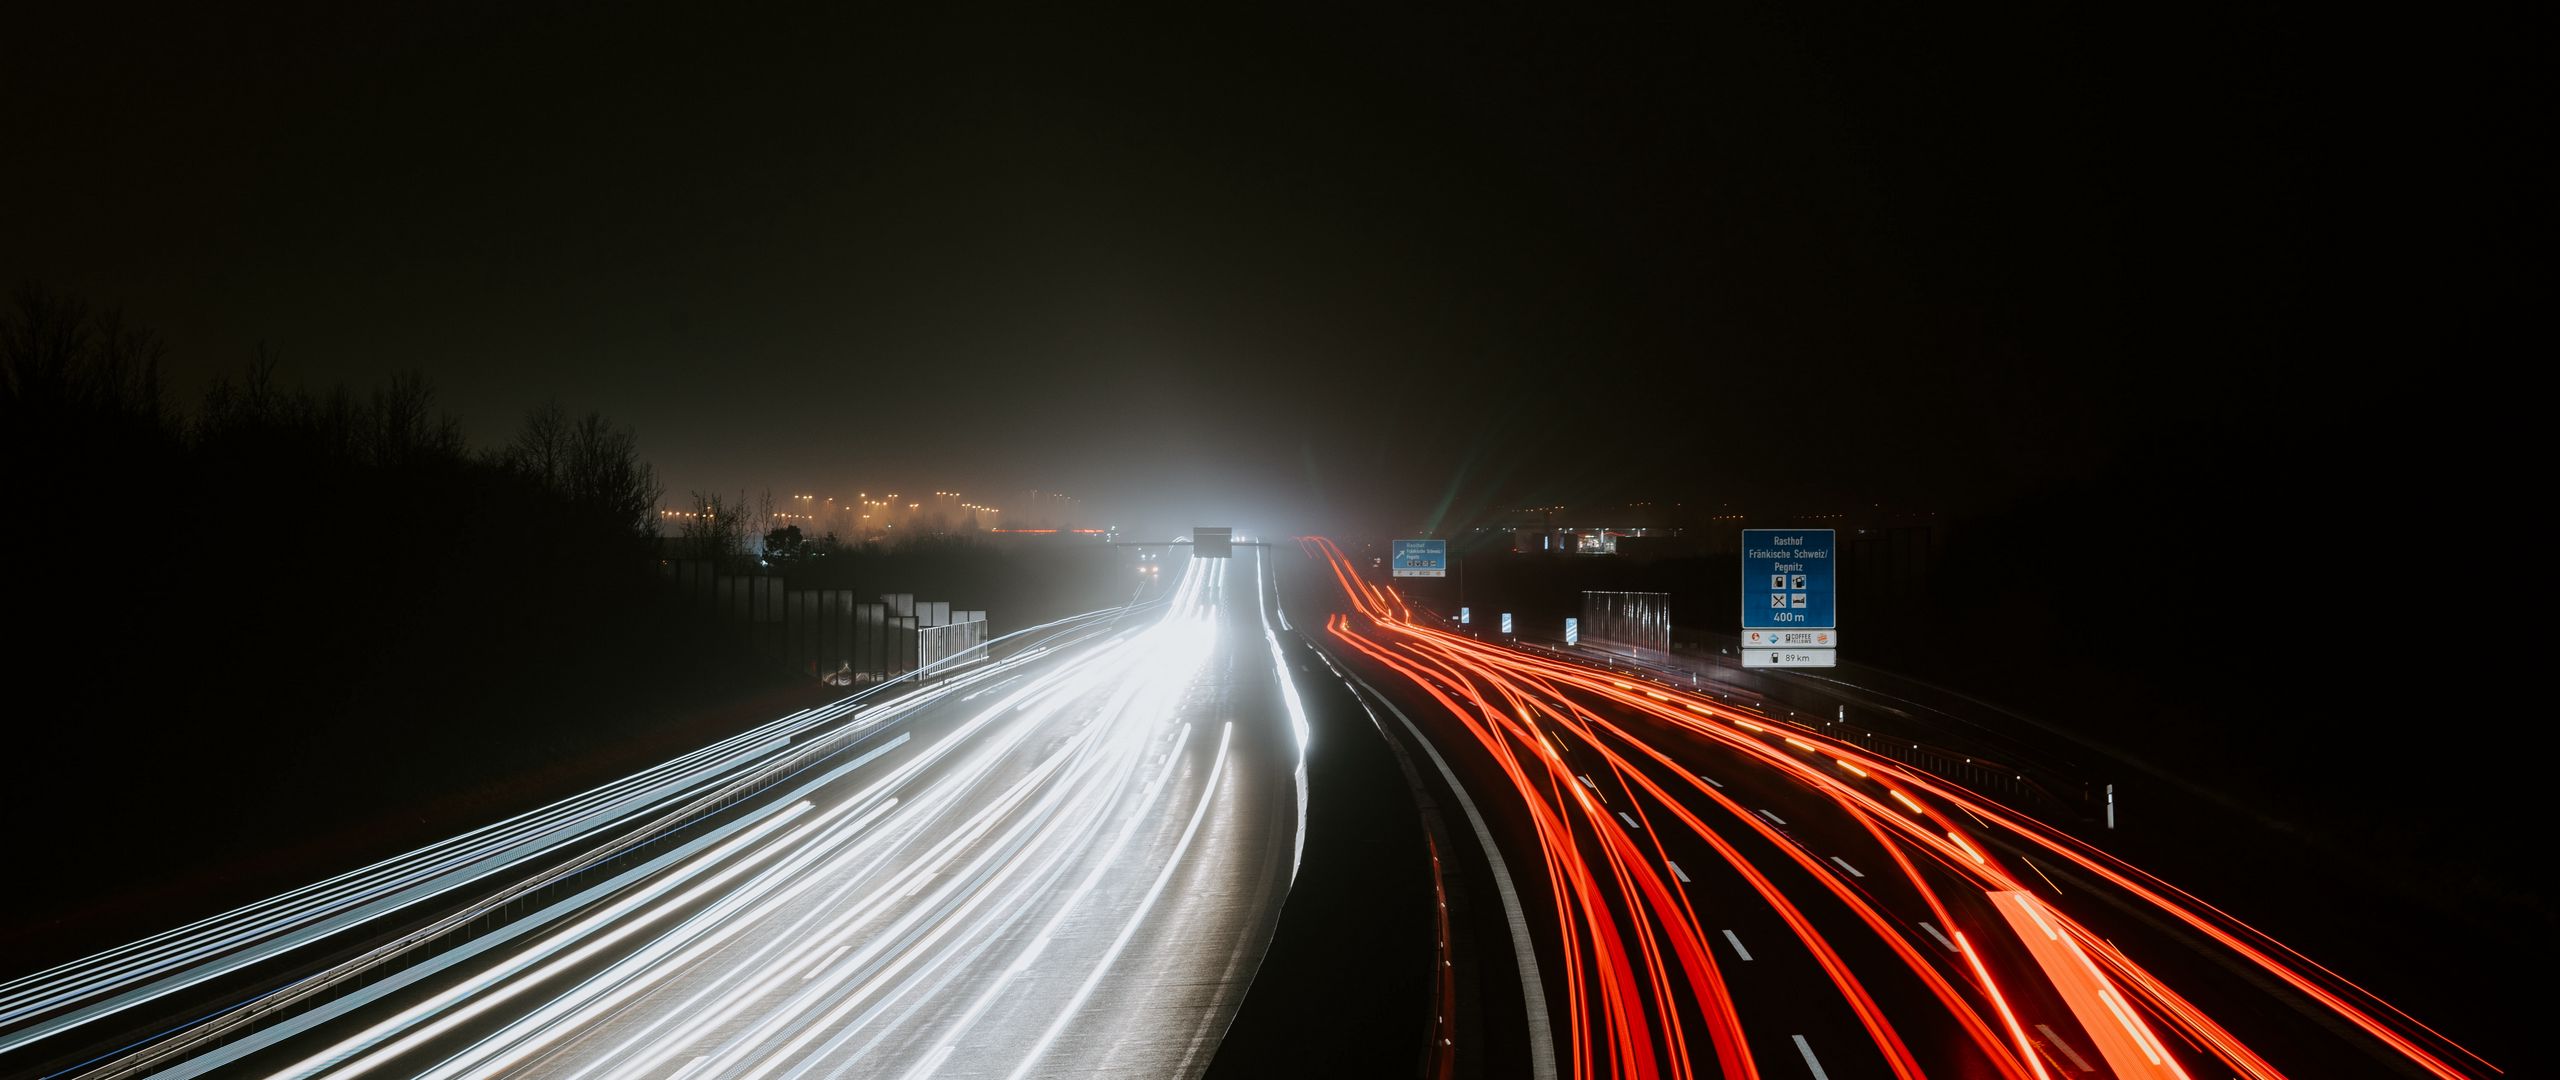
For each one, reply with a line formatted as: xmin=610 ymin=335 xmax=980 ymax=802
xmin=1001 ymin=722 xmax=1237 ymax=1080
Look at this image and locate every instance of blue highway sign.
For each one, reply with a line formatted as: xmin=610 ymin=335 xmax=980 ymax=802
xmin=1391 ymin=538 xmax=1448 ymax=578
xmin=1740 ymin=529 xmax=1835 ymax=631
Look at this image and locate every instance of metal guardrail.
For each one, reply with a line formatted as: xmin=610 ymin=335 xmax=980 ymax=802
xmin=1428 ymin=614 xmax=2103 ymax=824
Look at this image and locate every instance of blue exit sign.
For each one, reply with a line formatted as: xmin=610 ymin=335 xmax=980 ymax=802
xmin=1740 ymin=529 xmax=1836 ymax=630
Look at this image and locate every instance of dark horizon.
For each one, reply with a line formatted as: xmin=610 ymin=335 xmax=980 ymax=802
xmin=12 ymin=6 xmax=2504 ymax=542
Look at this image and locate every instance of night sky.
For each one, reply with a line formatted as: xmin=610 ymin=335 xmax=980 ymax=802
xmin=2 ymin=6 xmax=2516 ymax=537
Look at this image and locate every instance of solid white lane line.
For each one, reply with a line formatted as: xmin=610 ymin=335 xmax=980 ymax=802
xmin=1722 ymin=930 xmax=1753 ymax=962
xmin=2034 ymin=1023 xmax=2097 ymax=1072
xmin=1917 ymin=921 xmax=1957 ymax=952
xmin=1791 ymin=1034 xmax=1831 ymax=1080
xmin=1344 ymin=671 xmax=1559 ymax=1080
xmin=1758 ymin=809 xmax=1787 ymax=826
xmin=804 ymin=946 xmax=851 ymax=981
xmin=1256 ymin=546 xmax=1313 ymax=883
xmin=1828 ymin=856 xmax=1864 ymax=878
xmin=1667 ymin=860 xmax=1690 ymax=883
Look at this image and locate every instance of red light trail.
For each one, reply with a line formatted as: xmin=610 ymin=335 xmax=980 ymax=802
xmin=1300 ymin=536 xmax=2494 ymax=1080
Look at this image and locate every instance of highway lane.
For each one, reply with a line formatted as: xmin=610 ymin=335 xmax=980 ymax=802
xmin=5 ymin=548 xmax=1308 ymax=1079
xmin=1295 ymin=536 xmax=2496 ymax=1080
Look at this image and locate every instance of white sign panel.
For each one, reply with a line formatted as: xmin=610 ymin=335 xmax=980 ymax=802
xmin=1742 ymin=629 xmax=1839 ymax=650
xmin=1742 ymin=648 xmax=1837 ymax=668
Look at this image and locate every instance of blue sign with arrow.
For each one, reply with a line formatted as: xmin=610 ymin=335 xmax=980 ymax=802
xmin=1391 ymin=538 xmax=1448 ymax=578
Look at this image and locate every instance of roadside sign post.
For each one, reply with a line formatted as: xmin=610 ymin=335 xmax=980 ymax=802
xmin=1740 ymin=528 xmax=1838 ymax=668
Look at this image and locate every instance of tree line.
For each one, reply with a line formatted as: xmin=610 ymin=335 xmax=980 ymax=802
xmin=2 ymin=284 xmax=812 ymax=940
xmin=4 ymin=284 xmax=663 ymax=553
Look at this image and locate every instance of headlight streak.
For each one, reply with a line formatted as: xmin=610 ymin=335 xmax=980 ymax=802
xmin=998 ymin=721 xmax=1236 ymax=1080
xmin=567 ymin=686 xmax=1137 ymax=1073
xmin=442 ymin=660 xmax=1167 ymax=1069
xmin=285 ymin=552 xmax=1244 ymax=1080
xmin=726 ymin=563 xmax=1220 ymax=1080
xmin=144 ymin=731 xmax=919 ymax=1080
xmin=596 ymin=573 xmax=1219 ymax=1080
xmin=0 ymin=732 xmax=795 ymax=1052
xmin=2 ymin=606 xmax=1126 ymax=1064
xmin=513 ymin=639 xmax=1178 ymax=1080
xmin=775 ymin=722 xmax=1203 ymax=1077
xmin=573 ymin=704 xmax=1162 ymax=1080
xmin=689 ymin=716 xmax=1175 ymax=1080
xmin=47 ymin=547 xmax=1303 ymax=1079
xmin=274 ymin=798 xmax=828 ymax=1079
xmin=1301 ymin=535 xmax=2495 ymax=1080
xmin=407 ymin=793 xmax=916 ymax=1080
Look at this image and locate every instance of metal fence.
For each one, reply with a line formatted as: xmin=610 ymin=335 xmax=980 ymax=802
xmin=919 ymin=612 xmax=989 ymax=669
xmin=660 ymin=561 xmax=986 ymax=684
xmin=1580 ymin=590 xmax=1673 ymax=662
